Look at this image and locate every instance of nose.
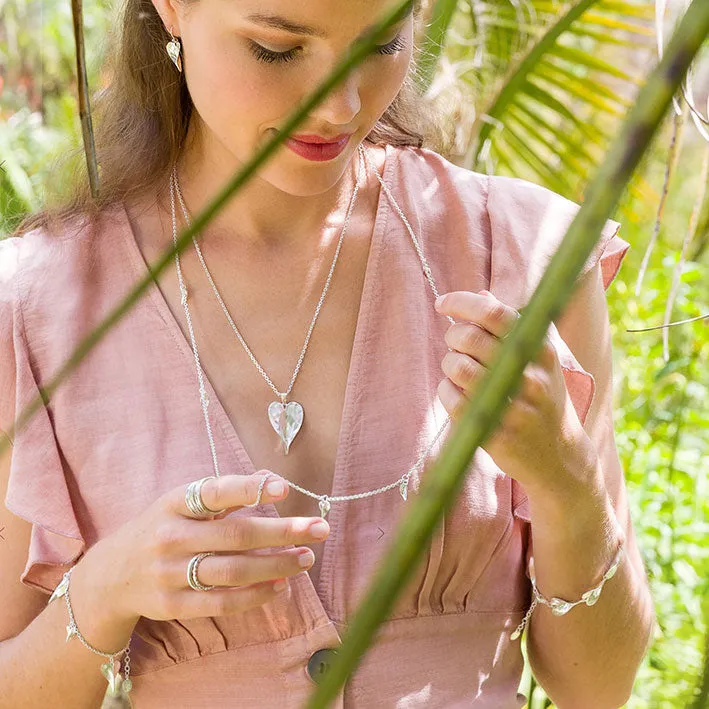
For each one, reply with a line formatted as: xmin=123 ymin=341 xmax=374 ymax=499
xmin=309 ymin=70 xmax=362 ymax=129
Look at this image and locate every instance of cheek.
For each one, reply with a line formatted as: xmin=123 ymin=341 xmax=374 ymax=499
xmin=364 ymin=59 xmax=409 ymax=108
xmin=185 ymin=38 xmax=283 ymax=138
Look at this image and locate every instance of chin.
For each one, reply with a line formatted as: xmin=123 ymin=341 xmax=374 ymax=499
xmin=275 ymin=150 xmax=360 ymax=187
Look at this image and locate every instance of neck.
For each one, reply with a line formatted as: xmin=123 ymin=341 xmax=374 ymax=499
xmin=165 ymin=120 xmax=368 ymax=252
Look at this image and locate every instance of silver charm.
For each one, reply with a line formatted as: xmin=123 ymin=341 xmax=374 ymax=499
xmin=101 ymin=661 xmax=122 ymax=695
xmin=603 ymin=559 xmax=620 ymax=580
xmin=166 ymin=38 xmax=182 ymax=73
xmin=318 ymin=496 xmax=331 ymax=518
xmin=49 ymin=572 xmax=70 ymax=604
xmin=267 ymin=400 xmax=304 ymax=455
xmin=100 ymin=660 xmax=134 ymax=709
xmin=101 ymin=688 xmax=134 ymax=709
xmin=549 ymin=597 xmax=574 ymax=616
xmin=66 ymin=622 xmax=78 ymax=642
xmin=582 ymin=586 xmax=602 ymax=606
xmin=399 ymin=477 xmax=409 ymax=501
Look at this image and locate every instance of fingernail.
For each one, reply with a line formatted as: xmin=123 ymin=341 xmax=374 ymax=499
xmin=266 ymin=479 xmax=285 ymax=496
xmin=298 ymin=549 xmax=315 ymax=568
xmin=310 ymin=521 xmax=329 ymax=539
xmin=273 ymin=579 xmax=289 ymax=593
xmin=479 ymin=290 xmax=491 ymax=296
xmin=435 ymin=295 xmax=446 ymax=310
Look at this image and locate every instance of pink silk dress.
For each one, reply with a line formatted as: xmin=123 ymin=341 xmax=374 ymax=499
xmin=0 ymin=142 xmax=630 ymax=707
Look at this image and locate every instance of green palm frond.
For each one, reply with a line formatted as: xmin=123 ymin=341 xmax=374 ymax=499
xmin=437 ymin=0 xmax=656 ymax=206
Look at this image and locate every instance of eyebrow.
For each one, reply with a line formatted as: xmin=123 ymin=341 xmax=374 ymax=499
xmin=245 ymin=6 xmax=413 ymax=40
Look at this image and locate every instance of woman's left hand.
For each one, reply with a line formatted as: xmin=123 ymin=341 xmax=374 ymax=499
xmin=434 ymin=289 xmax=601 ymax=499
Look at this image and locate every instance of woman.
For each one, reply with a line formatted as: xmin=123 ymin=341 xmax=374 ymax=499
xmin=0 ymin=0 xmax=654 ymax=706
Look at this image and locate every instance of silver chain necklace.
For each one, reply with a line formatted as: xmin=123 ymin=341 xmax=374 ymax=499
xmin=171 ymin=145 xmax=366 ymax=455
xmin=169 ymin=142 xmax=456 ymax=519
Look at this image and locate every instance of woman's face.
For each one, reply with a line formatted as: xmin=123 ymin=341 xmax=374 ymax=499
xmin=163 ymin=0 xmax=414 ymax=194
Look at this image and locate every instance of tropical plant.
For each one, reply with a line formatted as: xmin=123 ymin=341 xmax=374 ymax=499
xmin=1 ymin=0 xmax=708 ymax=707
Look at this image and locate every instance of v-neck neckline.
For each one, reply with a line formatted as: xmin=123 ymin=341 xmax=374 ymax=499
xmin=119 ymin=141 xmax=396 ymax=609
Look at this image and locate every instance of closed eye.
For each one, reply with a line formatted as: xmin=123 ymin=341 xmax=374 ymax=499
xmin=248 ymin=32 xmax=408 ymax=65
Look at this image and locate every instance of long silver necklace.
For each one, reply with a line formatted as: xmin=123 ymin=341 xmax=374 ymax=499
xmin=169 ymin=143 xmax=456 ymax=519
xmin=170 ymin=145 xmax=365 ymax=455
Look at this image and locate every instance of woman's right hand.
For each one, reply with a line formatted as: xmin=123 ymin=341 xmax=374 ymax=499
xmin=99 ymin=471 xmax=330 ymax=623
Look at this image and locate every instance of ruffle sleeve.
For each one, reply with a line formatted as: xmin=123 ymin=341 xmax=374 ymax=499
xmin=0 ymin=235 xmax=86 ymax=595
xmin=484 ymin=176 xmax=630 ymax=566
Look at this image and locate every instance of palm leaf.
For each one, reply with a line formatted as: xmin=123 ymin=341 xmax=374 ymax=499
xmin=448 ymin=0 xmax=656 ymax=218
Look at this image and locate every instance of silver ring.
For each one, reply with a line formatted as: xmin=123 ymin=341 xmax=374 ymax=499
xmin=185 ymin=476 xmax=227 ymax=518
xmin=187 ymin=552 xmax=216 ymax=591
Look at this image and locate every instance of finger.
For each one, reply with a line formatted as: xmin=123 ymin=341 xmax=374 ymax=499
xmin=444 ymin=322 xmax=499 ymax=367
xmin=437 ymin=377 xmax=470 ymax=420
xmin=167 ymin=547 xmax=315 ymax=590
xmin=170 ymin=577 xmax=292 ymax=620
xmin=160 ymin=515 xmax=331 ymax=554
xmin=441 ymin=350 xmax=485 ymax=392
xmin=166 ymin=471 xmax=288 ymax=519
xmin=435 ymin=291 xmax=519 ymax=340
xmin=536 ymin=331 xmax=559 ymax=368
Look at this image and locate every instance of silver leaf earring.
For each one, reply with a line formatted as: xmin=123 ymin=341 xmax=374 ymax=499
xmin=166 ymin=26 xmax=182 ymax=73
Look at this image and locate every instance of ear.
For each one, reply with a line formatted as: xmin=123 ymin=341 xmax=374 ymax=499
xmin=150 ymin=0 xmax=184 ymax=37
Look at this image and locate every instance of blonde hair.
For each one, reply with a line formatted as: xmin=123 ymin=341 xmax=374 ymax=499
xmin=13 ymin=0 xmax=452 ymax=238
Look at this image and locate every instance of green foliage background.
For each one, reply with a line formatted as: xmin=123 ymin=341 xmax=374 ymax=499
xmin=1 ymin=1 xmax=707 ymax=706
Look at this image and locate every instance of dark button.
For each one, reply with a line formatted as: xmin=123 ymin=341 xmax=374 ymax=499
xmin=306 ymin=647 xmax=339 ymax=684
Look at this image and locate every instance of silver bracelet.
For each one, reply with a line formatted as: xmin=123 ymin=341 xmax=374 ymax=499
xmin=511 ymin=521 xmax=626 ymax=641
xmin=49 ymin=567 xmax=133 ymax=698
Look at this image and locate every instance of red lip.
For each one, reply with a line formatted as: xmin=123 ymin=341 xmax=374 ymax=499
xmin=289 ymin=133 xmax=352 ymax=144
xmin=284 ymin=134 xmax=351 ymax=162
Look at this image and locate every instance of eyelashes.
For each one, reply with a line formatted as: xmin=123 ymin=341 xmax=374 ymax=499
xmin=248 ymin=33 xmax=408 ymax=65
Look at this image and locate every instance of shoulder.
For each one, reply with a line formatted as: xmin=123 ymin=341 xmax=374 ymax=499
xmin=388 ymin=143 xmax=628 ymax=302
xmin=485 ymin=172 xmax=621 ymax=240
xmin=485 ymin=173 xmax=625 ymax=301
xmin=391 ymin=142 xmax=620 ymax=234
xmin=391 ymin=144 xmax=489 ymax=205
xmin=2 ymin=204 xmax=128 ymax=338
xmin=386 ymin=144 xmax=490 ymax=248
xmin=394 ymin=144 xmax=619 ymax=233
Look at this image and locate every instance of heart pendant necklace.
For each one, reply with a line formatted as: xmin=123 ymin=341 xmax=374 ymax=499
xmin=170 ymin=144 xmax=366 ymax=454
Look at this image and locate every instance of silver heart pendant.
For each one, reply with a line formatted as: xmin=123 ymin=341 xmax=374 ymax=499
xmin=268 ymin=400 xmax=304 ymax=455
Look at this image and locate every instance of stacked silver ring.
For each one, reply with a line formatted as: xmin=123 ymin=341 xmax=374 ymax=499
xmin=185 ymin=476 xmax=227 ymax=518
xmin=187 ymin=552 xmax=216 ymax=591
xmin=184 ymin=473 xmax=275 ymax=591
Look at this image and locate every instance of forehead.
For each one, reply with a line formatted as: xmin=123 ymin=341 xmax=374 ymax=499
xmin=217 ymin=0 xmax=414 ymax=37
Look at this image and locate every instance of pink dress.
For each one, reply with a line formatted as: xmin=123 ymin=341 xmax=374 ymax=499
xmin=0 ymin=143 xmax=630 ymax=707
